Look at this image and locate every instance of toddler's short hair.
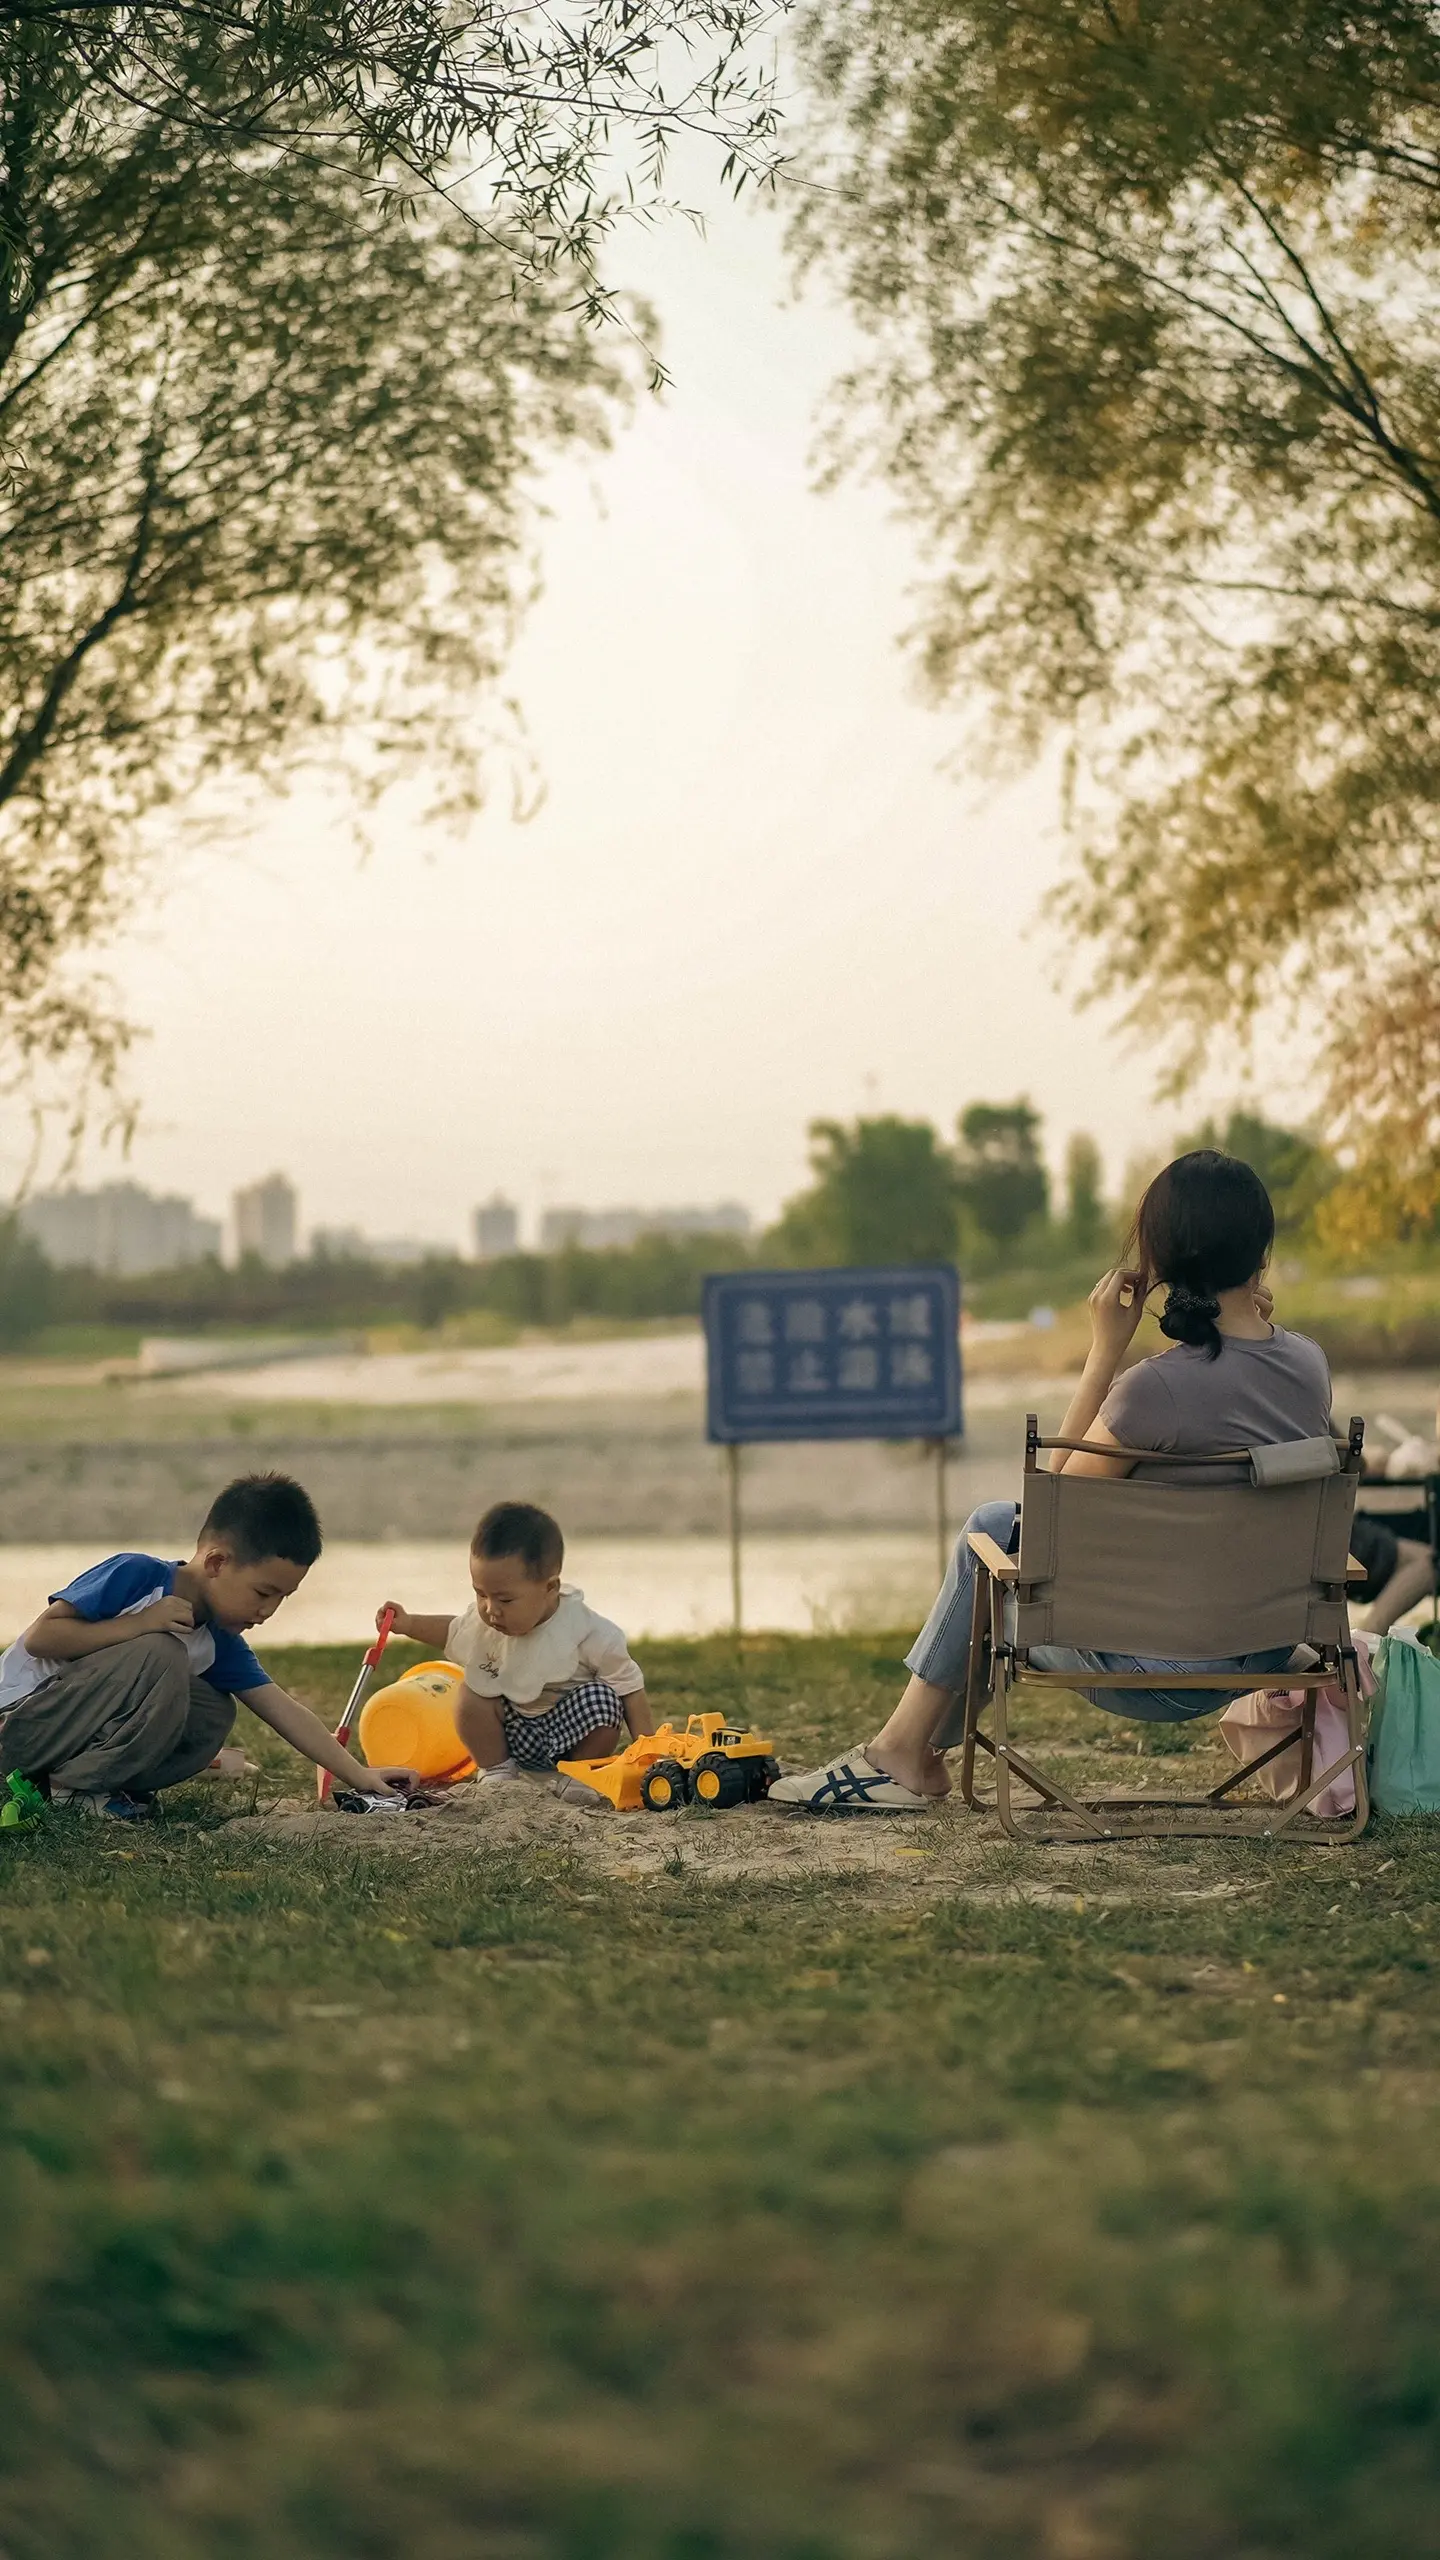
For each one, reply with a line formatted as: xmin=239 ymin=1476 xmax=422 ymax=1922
xmin=200 ymin=1473 xmax=323 ymax=1567
xmin=472 ymin=1500 xmax=563 ymax=1580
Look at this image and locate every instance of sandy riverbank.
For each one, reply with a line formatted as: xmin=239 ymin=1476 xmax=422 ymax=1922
xmin=0 ymin=1330 xmax=1431 ymax=1547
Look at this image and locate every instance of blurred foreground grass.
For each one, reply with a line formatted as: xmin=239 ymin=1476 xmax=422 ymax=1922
xmin=2 ymin=1634 xmax=1439 ymax=2559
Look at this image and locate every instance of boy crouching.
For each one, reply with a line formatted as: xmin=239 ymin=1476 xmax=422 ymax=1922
xmin=0 ymin=1473 xmax=416 ymax=1819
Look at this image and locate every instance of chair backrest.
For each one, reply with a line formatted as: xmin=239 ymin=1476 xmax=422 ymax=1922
xmin=1013 ymin=1464 xmax=1359 ymax=1657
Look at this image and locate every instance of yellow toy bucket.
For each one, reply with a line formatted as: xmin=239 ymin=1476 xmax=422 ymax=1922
xmin=357 ymin=1659 xmax=474 ymax=1783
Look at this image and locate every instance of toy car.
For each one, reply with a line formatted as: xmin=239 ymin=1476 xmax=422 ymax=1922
xmin=557 ymin=1710 xmax=780 ymax=1812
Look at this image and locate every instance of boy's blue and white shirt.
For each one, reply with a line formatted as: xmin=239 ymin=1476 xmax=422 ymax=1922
xmin=0 ymin=1552 xmax=271 ymax=1720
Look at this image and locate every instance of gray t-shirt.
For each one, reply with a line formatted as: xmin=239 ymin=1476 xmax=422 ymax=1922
xmin=1098 ymin=1327 xmax=1332 ymax=1483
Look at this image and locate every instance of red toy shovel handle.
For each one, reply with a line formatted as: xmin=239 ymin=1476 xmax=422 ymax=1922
xmin=317 ymin=1606 xmax=397 ymax=1805
xmin=361 ymin=1606 xmax=398 ymax=1675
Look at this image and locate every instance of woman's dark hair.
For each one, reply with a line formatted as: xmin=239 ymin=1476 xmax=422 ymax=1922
xmin=1129 ymin=1151 xmax=1275 ymax=1362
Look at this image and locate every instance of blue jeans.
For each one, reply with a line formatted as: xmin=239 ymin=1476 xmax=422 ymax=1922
xmin=906 ymin=1500 xmax=1292 ymax=1741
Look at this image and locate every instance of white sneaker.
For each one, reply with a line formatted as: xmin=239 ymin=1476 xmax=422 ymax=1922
xmin=766 ymin=1749 xmax=934 ymax=1813
xmin=50 ymin=1787 xmax=155 ymax=1823
xmin=478 ymin=1757 xmax=521 ymax=1785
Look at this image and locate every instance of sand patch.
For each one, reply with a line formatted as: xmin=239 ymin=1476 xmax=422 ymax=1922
xmin=214 ymin=1781 xmax=1270 ymax=1901
xmin=167 ymin=1333 xmax=707 ymax=1407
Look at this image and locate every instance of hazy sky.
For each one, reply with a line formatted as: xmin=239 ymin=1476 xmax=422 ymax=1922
xmin=26 ymin=177 xmax=1310 ymax=1250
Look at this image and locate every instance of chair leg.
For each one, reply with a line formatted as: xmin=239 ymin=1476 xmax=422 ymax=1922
xmin=993 ymin=1651 xmax=1017 ymax=1838
xmin=1298 ymin=1694 xmax=1316 ymax=1794
xmin=971 ymin=1622 xmax=1369 ymax=1848
xmin=1206 ymin=1720 xmax=1305 ymax=1804
xmin=990 ymin=1651 xmax=1370 ymax=1846
xmin=991 ymin=1654 xmax=1111 ymax=1839
xmin=1263 ymin=1655 xmax=1369 ymax=1837
xmin=1271 ymin=1655 xmax=1370 ymax=1838
xmin=1347 ymin=1650 xmax=1372 ymax=1836
xmin=958 ymin=1559 xmax=993 ymax=1809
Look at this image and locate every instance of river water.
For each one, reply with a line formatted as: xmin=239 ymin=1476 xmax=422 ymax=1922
xmin=5 ymin=1334 xmax=1432 ymax=1644
xmin=0 ymin=1531 xmax=945 ymax=1649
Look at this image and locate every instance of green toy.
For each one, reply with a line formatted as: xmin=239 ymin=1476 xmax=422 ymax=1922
xmin=1 ymin=1773 xmax=46 ymax=1829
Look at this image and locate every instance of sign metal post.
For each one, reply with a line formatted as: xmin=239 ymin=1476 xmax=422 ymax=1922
xmin=726 ymin=1442 xmax=743 ymax=1639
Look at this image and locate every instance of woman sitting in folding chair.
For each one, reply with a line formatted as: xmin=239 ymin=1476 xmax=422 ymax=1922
xmin=772 ymin=1150 xmax=1334 ymax=1812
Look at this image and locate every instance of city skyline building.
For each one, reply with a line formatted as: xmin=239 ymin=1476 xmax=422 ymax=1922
xmin=232 ymin=1172 xmax=298 ymax=1268
xmin=473 ymin=1195 xmax=520 ymax=1260
xmin=19 ymin=1182 xmax=223 ymax=1275
xmin=538 ymin=1201 xmax=752 ymax=1252
xmin=311 ymin=1227 xmax=447 ymax=1266
xmin=15 ymin=1172 xmax=755 ymax=1275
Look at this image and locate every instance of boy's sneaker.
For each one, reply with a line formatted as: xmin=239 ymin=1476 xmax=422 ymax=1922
xmin=51 ymin=1786 xmax=156 ymax=1822
xmin=478 ymin=1757 xmax=521 ymax=1786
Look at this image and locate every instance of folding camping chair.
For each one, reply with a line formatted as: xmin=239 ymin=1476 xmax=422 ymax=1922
xmin=956 ymin=1415 xmax=1370 ymax=1842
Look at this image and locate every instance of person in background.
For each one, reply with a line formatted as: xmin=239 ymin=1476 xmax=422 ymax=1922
xmin=1349 ymin=1398 xmax=1440 ymax=1634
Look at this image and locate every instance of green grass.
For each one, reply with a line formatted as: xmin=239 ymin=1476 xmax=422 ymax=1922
xmin=3 ymin=1635 xmax=1440 ymax=2558
xmin=25 ymin=1323 xmax=148 ymax=1358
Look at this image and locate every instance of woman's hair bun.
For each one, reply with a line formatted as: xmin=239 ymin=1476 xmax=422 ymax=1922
xmin=1159 ymin=1279 xmax=1223 ymax=1356
xmin=1130 ymin=1151 xmax=1274 ymax=1363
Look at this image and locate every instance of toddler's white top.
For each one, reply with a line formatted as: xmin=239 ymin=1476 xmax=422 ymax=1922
xmin=446 ymin=1584 xmax=643 ymax=1715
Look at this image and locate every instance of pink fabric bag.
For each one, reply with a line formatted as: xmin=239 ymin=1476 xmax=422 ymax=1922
xmin=1218 ymin=1635 xmax=1376 ymax=1818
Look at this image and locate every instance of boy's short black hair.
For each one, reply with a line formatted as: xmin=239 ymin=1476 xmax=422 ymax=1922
xmin=199 ymin=1474 xmax=323 ymax=1568
xmin=472 ymin=1500 xmax=563 ymax=1580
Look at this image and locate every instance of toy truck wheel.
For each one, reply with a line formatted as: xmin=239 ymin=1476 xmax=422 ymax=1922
xmin=691 ymin=1752 xmax=749 ymax=1809
xmin=748 ymin=1755 xmax=781 ymax=1800
xmin=641 ymin=1758 xmax=690 ymax=1812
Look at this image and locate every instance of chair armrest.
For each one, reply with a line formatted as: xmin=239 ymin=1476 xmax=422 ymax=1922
xmin=968 ymin=1532 xmax=1018 ymax=1583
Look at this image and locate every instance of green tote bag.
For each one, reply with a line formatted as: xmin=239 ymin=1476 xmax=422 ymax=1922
xmin=1369 ymin=1636 xmax=1440 ymax=1816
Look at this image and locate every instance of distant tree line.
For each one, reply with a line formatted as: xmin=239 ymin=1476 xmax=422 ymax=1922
xmin=766 ymin=1103 xmax=1349 ymax=1278
xmin=0 ymin=1226 xmax=757 ymax=1348
xmin=766 ymin=1104 xmax=1105 ymax=1272
xmin=0 ymin=1102 xmax=1369 ymax=1349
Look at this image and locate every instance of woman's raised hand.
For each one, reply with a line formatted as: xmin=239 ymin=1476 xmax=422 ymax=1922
xmin=1087 ymin=1266 xmax=1148 ymax=1367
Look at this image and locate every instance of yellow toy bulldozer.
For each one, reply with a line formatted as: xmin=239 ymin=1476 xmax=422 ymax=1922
xmin=557 ymin=1710 xmax=780 ymax=1812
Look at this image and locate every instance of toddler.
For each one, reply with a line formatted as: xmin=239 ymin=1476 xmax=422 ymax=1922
xmin=381 ymin=1500 xmax=653 ymax=1784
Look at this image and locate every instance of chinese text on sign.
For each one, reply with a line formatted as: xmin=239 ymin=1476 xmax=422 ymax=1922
xmin=703 ymin=1266 xmax=962 ymax=1444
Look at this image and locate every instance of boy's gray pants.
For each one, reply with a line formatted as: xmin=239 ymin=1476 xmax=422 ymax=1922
xmin=0 ymin=1631 xmax=236 ymax=1796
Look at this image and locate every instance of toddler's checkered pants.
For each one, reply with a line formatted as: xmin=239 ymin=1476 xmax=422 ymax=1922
xmin=500 ymin=1679 xmax=624 ymax=1770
